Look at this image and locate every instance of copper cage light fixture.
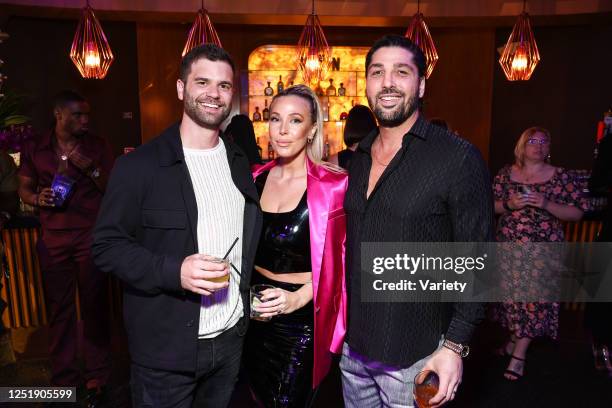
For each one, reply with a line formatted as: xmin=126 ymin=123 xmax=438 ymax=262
xmin=404 ymin=0 xmax=438 ymax=79
xmin=70 ymin=0 xmax=114 ymax=79
xmin=499 ymin=0 xmax=541 ymax=81
xmin=296 ymin=0 xmax=332 ymax=85
xmin=182 ymin=0 xmax=223 ymax=57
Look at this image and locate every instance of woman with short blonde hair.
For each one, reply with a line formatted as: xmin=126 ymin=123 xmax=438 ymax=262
xmin=513 ymin=126 xmax=551 ymax=168
xmin=491 ymin=126 xmax=586 ymax=381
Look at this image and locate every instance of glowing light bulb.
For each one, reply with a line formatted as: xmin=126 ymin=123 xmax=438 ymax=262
xmin=84 ymin=43 xmax=100 ymax=68
xmin=305 ymin=56 xmax=320 ymax=71
xmin=511 ymin=46 xmax=528 ymax=71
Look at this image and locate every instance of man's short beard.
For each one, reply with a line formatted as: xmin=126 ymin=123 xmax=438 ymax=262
xmin=184 ymin=97 xmax=230 ymax=129
xmin=72 ymin=129 xmax=87 ymax=138
xmin=370 ymin=92 xmax=420 ymax=128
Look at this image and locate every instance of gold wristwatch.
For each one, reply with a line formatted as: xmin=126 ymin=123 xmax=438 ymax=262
xmin=442 ymin=339 xmax=470 ymax=358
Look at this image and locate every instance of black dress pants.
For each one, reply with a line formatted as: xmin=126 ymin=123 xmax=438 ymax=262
xmin=130 ymin=323 xmax=244 ymax=408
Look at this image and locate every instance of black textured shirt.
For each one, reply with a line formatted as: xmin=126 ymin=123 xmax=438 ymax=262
xmin=344 ymin=115 xmax=494 ymax=367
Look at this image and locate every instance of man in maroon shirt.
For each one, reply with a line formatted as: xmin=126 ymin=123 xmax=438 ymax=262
xmin=17 ymin=90 xmax=114 ymax=406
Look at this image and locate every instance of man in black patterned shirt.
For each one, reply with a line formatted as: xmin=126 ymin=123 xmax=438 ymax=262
xmin=340 ymin=35 xmax=494 ymax=408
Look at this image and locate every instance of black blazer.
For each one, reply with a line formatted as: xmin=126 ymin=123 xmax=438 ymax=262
xmin=92 ymin=123 xmax=262 ymax=372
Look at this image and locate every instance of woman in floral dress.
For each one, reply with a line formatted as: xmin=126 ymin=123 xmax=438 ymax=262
xmin=492 ymin=127 xmax=586 ymax=380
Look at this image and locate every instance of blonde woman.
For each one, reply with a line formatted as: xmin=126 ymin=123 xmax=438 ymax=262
xmin=491 ymin=127 xmax=586 ymax=380
xmin=245 ymin=85 xmax=347 ymax=406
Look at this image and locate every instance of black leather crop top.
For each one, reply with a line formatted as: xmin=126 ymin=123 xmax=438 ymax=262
xmin=254 ymin=171 xmax=312 ymax=273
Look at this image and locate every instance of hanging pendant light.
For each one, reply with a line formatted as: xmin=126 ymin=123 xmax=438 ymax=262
xmin=182 ymin=0 xmax=222 ymax=57
xmin=70 ymin=0 xmax=114 ymax=79
xmin=296 ymin=0 xmax=331 ymax=85
xmin=404 ymin=0 xmax=438 ymax=79
xmin=499 ymin=0 xmax=540 ymax=81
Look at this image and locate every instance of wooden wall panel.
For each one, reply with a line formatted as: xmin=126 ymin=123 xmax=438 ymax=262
xmin=136 ymin=23 xmax=185 ymax=143
xmin=425 ymin=28 xmax=495 ymax=162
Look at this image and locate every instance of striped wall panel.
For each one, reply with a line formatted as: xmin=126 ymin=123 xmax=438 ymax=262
xmin=1 ymin=228 xmax=46 ymax=328
xmin=1 ymin=227 xmax=122 ymax=329
xmin=564 ymin=220 xmax=602 ymax=244
xmin=563 ymin=220 xmax=602 ymax=311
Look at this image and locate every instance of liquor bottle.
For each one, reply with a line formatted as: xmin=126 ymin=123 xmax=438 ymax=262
xmin=277 ymin=75 xmax=284 ymax=94
xmin=253 ymin=106 xmax=262 ymax=122
xmin=322 ymin=101 xmax=329 ymax=122
xmin=262 ymin=99 xmax=270 ymax=121
xmin=256 ymin=137 xmax=263 ymax=158
xmin=264 ymin=81 xmax=274 ymax=96
xmin=326 ymin=79 xmax=337 ymax=96
xmin=315 ymin=84 xmax=324 ymax=96
xmin=323 ymin=138 xmax=331 ymax=160
xmin=339 ymin=111 xmax=348 ymax=121
xmin=267 ymin=140 xmax=275 ymax=160
xmin=338 ymin=82 xmax=346 ymax=96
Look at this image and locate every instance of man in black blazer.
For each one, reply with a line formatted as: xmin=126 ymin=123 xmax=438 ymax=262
xmin=93 ymin=45 xmax=262 ymax=407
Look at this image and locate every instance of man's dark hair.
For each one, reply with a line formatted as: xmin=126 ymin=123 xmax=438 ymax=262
xmin=365 ymin=35 xmax=426 ymax=78
xmin=53 ymin=90 xmax=86 ymax=111
xmin=344 ymin=105 xmax=377 ymax=146
xmin=224 ymin=114 xmax=262 ymax=166
xmin=180 ymin=44 xmax=235 ymax=82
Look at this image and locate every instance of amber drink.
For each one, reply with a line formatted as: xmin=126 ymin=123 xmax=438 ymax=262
xmin=413 ymin=370 xmax=439 ymax=408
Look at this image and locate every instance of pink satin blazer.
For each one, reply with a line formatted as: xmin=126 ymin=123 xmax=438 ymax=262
xmin=252 ymin=158 xmax=348 ymax=388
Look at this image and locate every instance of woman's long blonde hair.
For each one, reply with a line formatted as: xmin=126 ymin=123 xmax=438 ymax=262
xmin=270 ymin=85 xmax=344 ymax=173
xmin=513 ymin=126 xmax=551 ymax=168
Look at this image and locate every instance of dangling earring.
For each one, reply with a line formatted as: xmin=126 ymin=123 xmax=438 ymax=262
xmin=546 ymin=153 xmax=551 ymax=163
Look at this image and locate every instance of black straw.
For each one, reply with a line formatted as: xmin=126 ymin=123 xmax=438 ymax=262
xmin=223 ymin=237 xmax=239 ymax=260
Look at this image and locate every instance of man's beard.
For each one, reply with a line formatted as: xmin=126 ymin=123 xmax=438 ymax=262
xmin=369 ymin=87 xmax=420 ymax=128
xmin=183 ymin=92 xmax=231 ymax=129
xmin=67 ymin=124 xmax=87 ymax=138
